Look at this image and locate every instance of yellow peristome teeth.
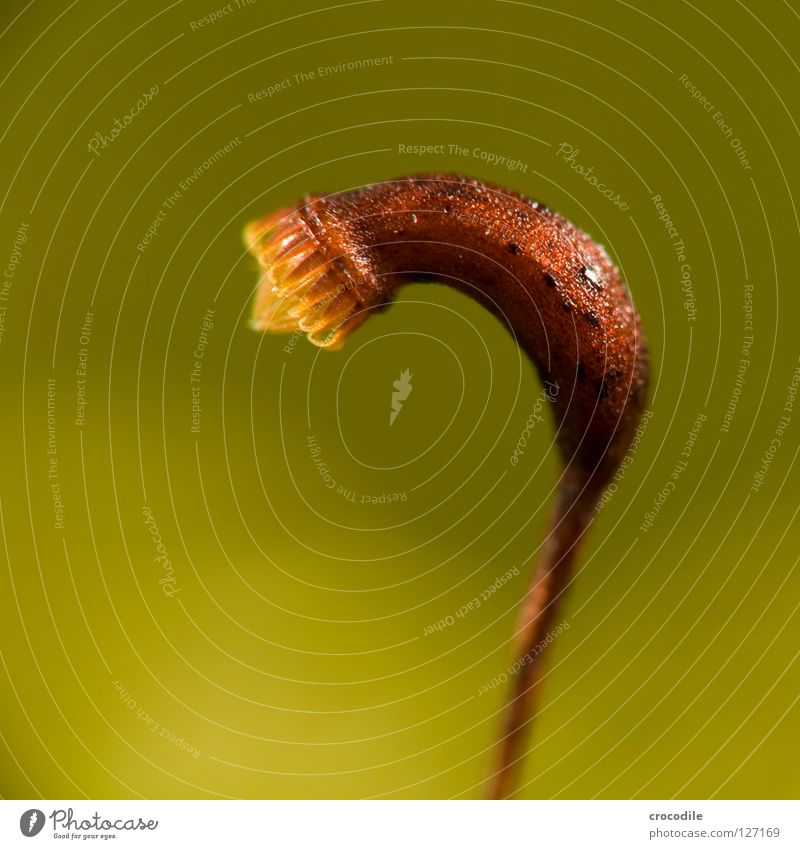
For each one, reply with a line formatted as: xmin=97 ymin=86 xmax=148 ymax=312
xmin=307 ymin=313 xmax=363 ymax=349
xmin=272 ymin=232 xmax=304 ymax=261
xmin=265 ymin=236 xmax=311 ymax=268
xmin=288 ymin=273 xmax=337 ymax=316
xmin=245 ymin=205 xmax=367 ymax=351
xmin=261 ymin=313 xmax=299 ymax=333
xmin=243 ymin=207 xmax=295 ymax=250
xmin=251 ymin=294 xmax=300 ymax=332
xmin=297 ymin=290 xmax=356 ymax=333
xmin=272 ymin=249 xmax=318 ymax=291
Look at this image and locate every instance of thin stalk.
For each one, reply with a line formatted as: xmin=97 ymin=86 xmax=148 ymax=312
xmin=489 ymin=478 xmax=594 ymax=799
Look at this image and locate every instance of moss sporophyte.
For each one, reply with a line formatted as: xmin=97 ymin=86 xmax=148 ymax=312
xmin=244 ymin=174 xmax=649 ymax=799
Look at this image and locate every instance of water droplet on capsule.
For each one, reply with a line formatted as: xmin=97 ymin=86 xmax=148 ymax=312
xmin=582 ymin=266 xmax=603 ymax=290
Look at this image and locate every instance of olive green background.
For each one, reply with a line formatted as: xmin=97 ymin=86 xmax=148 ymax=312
xmin=1 ymin=0 xmax=798 ymax=800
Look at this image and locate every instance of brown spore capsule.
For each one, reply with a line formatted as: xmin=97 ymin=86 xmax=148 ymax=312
xmin=244 ymin=173 xmax=649 ymax=798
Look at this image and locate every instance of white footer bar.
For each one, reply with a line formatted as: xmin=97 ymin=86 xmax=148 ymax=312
xmin=2 ymin=800 xmax=795 ymax=847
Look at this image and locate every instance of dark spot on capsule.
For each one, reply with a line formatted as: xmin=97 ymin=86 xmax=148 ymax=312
xmin=596 ymin=381 xmax=609 ymax=400
xmin=583 ymin=310 xmax=600 ymax=327
xmin=577 ymin=362 xmax=586 ymax=382
xmin=581 ymin=266 xmax=603 ymax=290
xmin=444 ymin=204 xmax=452 ymax=214
xmin=507 ymin=243 xmax=519 ymax=254
xmin=543 ymin=272 xmax=556 ymax=288
xmin=561 ymin=302 xmax=572 ymax=313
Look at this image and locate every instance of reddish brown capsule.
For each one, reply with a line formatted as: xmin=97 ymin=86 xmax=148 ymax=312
xmin=245 ymin=174 xmax=649 ymax=798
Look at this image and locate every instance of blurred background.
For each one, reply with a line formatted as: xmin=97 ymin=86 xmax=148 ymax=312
xmin=0 ymin=0 xmax=798 ymax=799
